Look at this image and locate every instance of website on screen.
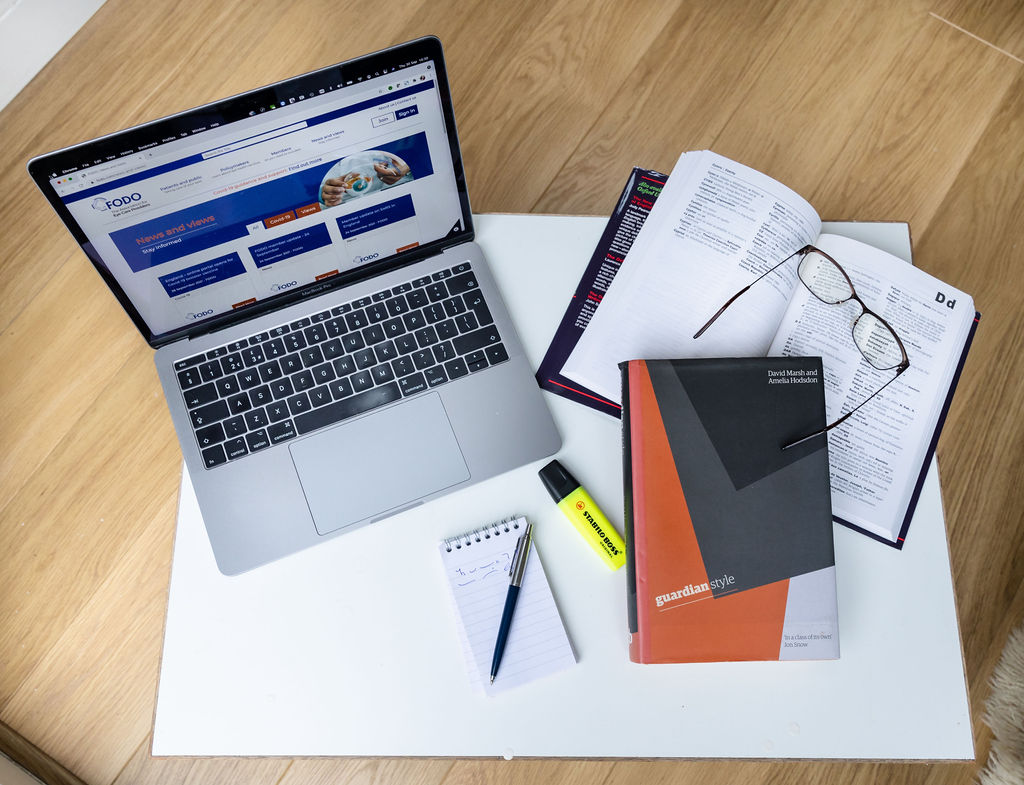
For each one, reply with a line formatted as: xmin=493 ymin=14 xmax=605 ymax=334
xmin=53 ymin=63 xmax=463 ymax=337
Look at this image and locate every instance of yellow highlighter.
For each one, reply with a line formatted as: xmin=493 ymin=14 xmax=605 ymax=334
xmin=539 ymin=459 xmax=626 ymax=570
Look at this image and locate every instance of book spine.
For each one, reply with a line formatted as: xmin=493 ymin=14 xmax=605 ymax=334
xmin=620 ymin=361 xmax=638 ymax=657
xmin=536 ymin=168 xmax=667 ymax=417
xmin=620 ymin=360 xmax=646 ymax=663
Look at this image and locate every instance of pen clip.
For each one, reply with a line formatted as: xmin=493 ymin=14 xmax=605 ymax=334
xmin=509 ymin=537 xmax=523 ymax=574
xmin=509 ymin=523 xmax=533 ymax=587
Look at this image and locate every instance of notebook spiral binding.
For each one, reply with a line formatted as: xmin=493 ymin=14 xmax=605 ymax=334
xmin=443 ymin=515 xmax=521 ymax=552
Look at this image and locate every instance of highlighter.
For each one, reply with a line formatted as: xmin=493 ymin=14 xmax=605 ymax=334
xmin=539 ymin=459 xmax=626 ymax=570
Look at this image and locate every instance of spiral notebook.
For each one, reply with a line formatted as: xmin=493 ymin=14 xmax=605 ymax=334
xmin=439 ymin=516 xmax=576 ymax=695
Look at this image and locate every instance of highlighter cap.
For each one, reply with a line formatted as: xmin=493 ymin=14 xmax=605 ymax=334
xmin=539 ymin=459 xmax=580 ymax=503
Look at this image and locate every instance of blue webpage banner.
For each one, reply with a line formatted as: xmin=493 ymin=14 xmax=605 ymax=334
xmin=338 ymin=194 xmax=415 ymax=239
xmin=109 ymin=131 xmax=433 ymax=273
xmin=158 ymin=252 xmax=246 ymax=297
xmin=249 ymin=223 xmax=332 ymax=268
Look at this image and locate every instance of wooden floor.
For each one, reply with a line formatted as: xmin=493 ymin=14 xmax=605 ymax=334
xmin=1 ymin=0 xmax=1022 ymax=783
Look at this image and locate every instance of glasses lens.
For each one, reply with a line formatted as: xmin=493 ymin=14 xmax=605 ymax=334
xmin=798 ymin=251 xmax=854 ymax=304
xmin=852 ymin=312 xmax=904 ymax=370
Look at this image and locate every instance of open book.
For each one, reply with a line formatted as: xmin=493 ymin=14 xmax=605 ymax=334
xmin=562 ymin=150 xmax=979 ymax=547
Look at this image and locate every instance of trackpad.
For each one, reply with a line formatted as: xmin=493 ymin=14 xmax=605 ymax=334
xmin=290 ymin=393 xmax=470 ymax=536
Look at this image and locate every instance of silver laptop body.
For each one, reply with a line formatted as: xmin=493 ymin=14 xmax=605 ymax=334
xmin=29 ymin=37 xmax=560 ymax=574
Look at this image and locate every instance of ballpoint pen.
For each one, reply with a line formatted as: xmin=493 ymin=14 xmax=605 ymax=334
xmin=489 ymin=522 xmax=534 ymax=684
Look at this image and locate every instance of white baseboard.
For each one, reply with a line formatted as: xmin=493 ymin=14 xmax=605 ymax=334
xmin=0 ymin=752 xmax=44 ymax=785
xmin=0 ymin=0 xmax=107 ymax=112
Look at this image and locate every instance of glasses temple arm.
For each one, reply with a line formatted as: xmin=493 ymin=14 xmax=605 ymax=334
xmin=693 ymin=247 xmax=810 ymax=340
xmin=782 ymin=364 xmax=908 ymax=451
xmin=693 ymin=285 xmax=751 ymax=338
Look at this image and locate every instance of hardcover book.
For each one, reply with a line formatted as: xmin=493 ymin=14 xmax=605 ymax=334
xmin=621 ymin=357 xmax=840 ymax=663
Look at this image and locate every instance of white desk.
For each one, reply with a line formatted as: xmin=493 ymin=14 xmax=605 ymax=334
xmin=153 ymin=215 xmax=973 ymax=759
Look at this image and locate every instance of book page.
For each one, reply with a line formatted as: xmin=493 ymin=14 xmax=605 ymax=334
xmin=439 ymin=518 xmax=576 ymax=696
xmin=562 ymin=150 xmax=821 ymax=403
xmin=769 ymin=233 xmax=974 ymax=541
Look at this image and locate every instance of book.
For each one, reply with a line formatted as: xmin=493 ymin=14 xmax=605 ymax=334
xmin=621 ymin=357 xmax=840 ymax=664
xmin=536 ymin=167 xmax=667 ymax=415
xmin=561 ymin=150 xmax=980 ymax=547
xmin=438 ymin=516 xmax=576 ymax=695
xmin=536 ymin=171 xmax=908 ymax=412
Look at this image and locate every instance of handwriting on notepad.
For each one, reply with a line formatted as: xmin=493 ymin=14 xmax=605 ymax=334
xmin=453 ymin=553 xmax=512 ymax=587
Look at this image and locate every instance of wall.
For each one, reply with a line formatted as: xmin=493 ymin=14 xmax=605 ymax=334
xmin=0 ymin=754 xmax=44 ymax=785
xmin=0 ymin=0 xmax=107 ymax=112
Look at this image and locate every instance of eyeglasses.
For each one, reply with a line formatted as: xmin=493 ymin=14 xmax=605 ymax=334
xmin=694 ymin=245 xmax=910 ymax=449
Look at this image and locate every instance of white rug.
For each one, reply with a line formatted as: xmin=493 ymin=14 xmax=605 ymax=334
xmin=980 ymin=622 xmax=1024 ymax=785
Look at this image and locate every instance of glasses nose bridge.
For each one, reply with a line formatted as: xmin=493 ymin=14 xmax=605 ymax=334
xmin=822 ymin=291 xmax=863 ymax=321
xmin=844 ymin=298 xmax=869 ymax=334
xmin=846 ymin=292 xmax=868 ymax=317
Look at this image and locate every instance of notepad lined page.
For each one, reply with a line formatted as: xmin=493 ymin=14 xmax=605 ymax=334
xmin=439 ymin=517 xmax=576 ymax=696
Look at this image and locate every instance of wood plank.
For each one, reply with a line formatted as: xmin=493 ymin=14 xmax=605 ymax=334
xmin=426 ymin=0 xmax=683 ymax=213
xmin=220 ymin=0 xmax=431 ymax=102
xmin=533 ymin=1 xmax=787 ymax=215
xmin=1 ymin=488 xmax=178 ymax=784
xmin=807 ymin=15 xmax=1020 ymax=235
xmin=399 ymin=0 xmax=569 ymax=119
xmin=441 ymin=760 xmax=613 ymax=785
xmin=537 ymin=1 xmax=941 ymax=215
xmin=279 ymin=758 xmax=454 ymax=785
xmin=600 ymin=761 xmax=976 ymax=785
xmin=115 ymin=746 xmax=455 ymax=785
xmin=931 ymin=0 xmax=1024 ymax=59
xmin=707 ymin=2 xmax=938 ymax=205
xmin=0 ymin=256 xmax=140 ymax=512
xmin=114 ymin=737 xmax=288 ymax=785
xmin=0 ymin=351 xmax=179 ymax=715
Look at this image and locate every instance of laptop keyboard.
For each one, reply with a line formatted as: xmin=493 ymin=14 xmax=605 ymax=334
xmin=173 ymin=262 xmax=508 ymax=469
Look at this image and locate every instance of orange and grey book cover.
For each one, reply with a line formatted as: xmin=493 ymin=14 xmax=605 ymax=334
xmin=620 ymin=357 xmax=839 ymax=663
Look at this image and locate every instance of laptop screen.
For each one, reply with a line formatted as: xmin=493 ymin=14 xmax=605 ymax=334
xmin=28 ymin=37 xmax=471 ymax=347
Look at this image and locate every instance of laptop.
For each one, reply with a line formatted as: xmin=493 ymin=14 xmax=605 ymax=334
xmin=28 ymin=36 xmax=561 ymax=575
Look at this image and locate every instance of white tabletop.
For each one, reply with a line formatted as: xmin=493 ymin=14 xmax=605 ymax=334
xmin=153 ymin=215 xmax=973 ymax=759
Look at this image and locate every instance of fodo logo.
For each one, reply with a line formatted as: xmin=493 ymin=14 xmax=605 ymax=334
xmin=354 ymin=252 xmax=379 ymax=263
xmin=93 ymin=192 xmax=142 ymax=211
xmin=187 ymin=309 xmax=214 ymax=320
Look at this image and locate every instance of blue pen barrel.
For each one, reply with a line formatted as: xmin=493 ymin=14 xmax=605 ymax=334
xmin=489 ymin=584 xmax=522 ymax=682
